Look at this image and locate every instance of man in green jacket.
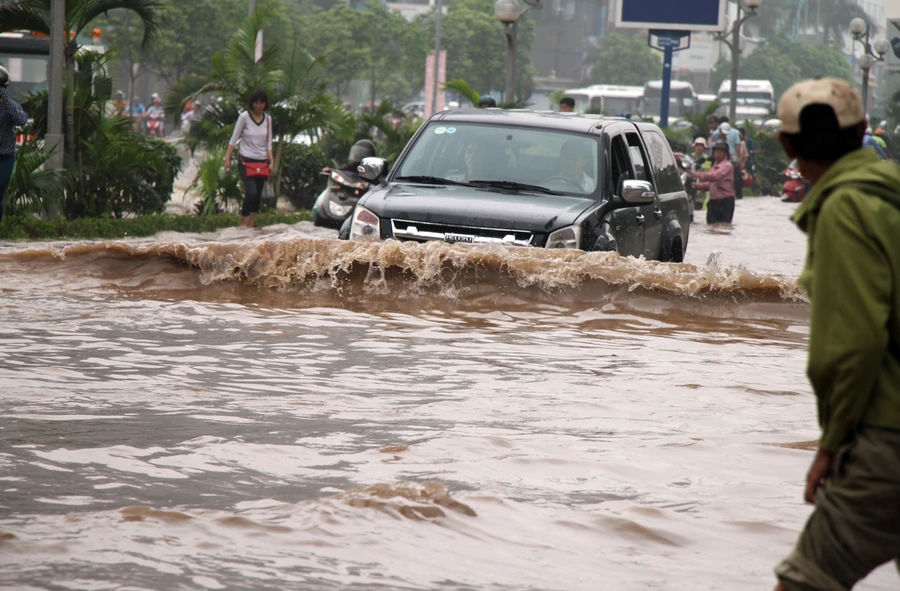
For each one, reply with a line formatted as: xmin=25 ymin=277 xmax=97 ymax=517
xmin=773 ymin=78 xmax=900 ymax=590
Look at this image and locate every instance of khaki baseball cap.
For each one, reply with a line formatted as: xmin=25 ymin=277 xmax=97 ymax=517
xmin=777 ymin=78 xmax=865 ymax=134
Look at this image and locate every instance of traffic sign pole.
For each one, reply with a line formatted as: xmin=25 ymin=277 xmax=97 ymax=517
xmin=649 ymin=31 xmax=691 ymax=128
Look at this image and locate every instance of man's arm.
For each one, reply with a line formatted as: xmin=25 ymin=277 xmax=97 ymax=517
xmin=808 ymin=193 xmax=892 ymax=451
xmin=693 ymin=162 xmax=731 ymax=183
xmin=0 ymin=87 xmax=28 ymax=127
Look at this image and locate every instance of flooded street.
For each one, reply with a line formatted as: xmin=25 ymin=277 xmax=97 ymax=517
xmin=1 ymin=197 xmax=895 ymax=590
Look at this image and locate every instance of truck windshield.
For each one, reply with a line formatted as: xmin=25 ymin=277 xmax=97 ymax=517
xmin=395 ymin=122 xmax=601 ymax=196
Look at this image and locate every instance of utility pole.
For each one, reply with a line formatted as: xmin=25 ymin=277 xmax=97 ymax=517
xmin=46 ymin=0 xmax=65 ymax=172
xmin=728 ymin=4 xmax=741 ymax=123
xmin=431 ymin=0 xmax=443 ymax=116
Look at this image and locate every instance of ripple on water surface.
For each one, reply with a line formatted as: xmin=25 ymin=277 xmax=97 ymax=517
xmin=1 ymin=202 xmax=896 ymax=589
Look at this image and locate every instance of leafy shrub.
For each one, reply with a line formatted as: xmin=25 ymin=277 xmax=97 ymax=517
xmin=190 ymin=147 xmax=243 ymax=215
xmin=20 ymin=51 xmax=183 ymax=219
xmin=746 ymin=126 xmax=789 ymax=197
xmin=63 ymin=118 xmax=183 ymax=218
xmin=0 ymin=211 xmax=312 ymax=240
xmin=278 ymin=141 xmax=330 ymax=210
xmin=5 ymin=137 xmax=63 ymax=218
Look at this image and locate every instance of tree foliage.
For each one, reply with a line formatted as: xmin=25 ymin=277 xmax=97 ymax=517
xmin=416 ymin=0 xmax=535 ymax=99
xmin=587 ymin=33 xmax=661 ymax=87
xmin=712 ymin=37 xmax=852 ymax=101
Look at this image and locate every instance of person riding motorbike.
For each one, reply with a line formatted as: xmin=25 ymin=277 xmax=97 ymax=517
xmin=313 ymin=140 xmax=377 ymax=227
xmin=323 ymin=139 xmax=376 ymax=175
xmin=146 ymin=94 xmax=165 ymax=137
xmin=477 ymin=96 xmax=497 ymax=108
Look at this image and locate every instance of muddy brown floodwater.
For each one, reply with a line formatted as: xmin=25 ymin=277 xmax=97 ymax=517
xmin=0 ymin=198 xmax=895 ymax=590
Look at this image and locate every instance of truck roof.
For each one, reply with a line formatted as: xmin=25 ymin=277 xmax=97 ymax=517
xmin=429 ymin=108 xmax=639 ymax=133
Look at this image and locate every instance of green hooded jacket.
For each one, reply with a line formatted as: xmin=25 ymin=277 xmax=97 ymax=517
xmin=792 ymin=148 xmax=900 ymax=452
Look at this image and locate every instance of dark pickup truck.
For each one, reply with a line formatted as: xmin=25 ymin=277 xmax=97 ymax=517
xmin=341 ymin=109 xmax=691 ymax=261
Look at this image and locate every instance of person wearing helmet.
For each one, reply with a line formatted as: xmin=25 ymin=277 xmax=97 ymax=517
xmin=477 ymin=95 xmax=497 ymax=108
xmin=862 ymin=126 xmax=887 ymax=159
xmin=343 ymin=139 xmax=376 ymax=172
xmin=322 ymin=139 xmax=377 ymax=176
xmin=0 ymin=65 xmax=28 ymax=223
xmin=872 ymin=127 xmax=893 ymax=159
xmin=690 ymin=141 xmax=735 ymax=224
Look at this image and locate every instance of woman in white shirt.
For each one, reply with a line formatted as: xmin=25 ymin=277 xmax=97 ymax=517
xmin=224 ymin=89 xmax=274 ymax=228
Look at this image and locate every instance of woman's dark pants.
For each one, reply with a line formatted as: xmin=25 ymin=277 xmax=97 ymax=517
xmin=238 ymin=159 xmax=268 ymax=216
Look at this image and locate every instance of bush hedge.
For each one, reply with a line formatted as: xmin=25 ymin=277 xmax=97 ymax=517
xmin=279 ymin=142 xmax=331 ymax=210
xmin=0 ymin=211 xmax=311 ymax=241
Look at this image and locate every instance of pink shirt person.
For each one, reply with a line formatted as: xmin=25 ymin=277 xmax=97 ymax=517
xmin=693 ymin=158 xmax=734 ymax=200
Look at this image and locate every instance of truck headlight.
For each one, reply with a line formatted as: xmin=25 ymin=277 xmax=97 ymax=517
xmin=349 ymin=206 xmax=380 ymax=240
xmin=328 ymin=200 xmax=354 ymax=218
xmin=545 ymin=225 xmax=582 ymax=249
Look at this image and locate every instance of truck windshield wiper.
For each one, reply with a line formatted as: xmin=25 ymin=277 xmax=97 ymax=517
xmin=394 ymin=175 xmax=470 ymax=186
xmin=467 ymin=180 xmax=564 ymax=195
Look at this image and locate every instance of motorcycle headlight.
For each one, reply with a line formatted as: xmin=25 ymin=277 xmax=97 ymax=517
xmin=328 ymin=200 xmax=354 ymax=218
xmin=349 ymin=206 xmax=381 ymax=240
xmin=545 ymin=225 xmax=582 ymax=249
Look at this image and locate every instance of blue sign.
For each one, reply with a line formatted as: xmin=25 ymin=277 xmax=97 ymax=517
xmin=616 ymin=0 xmax=726 ymax=32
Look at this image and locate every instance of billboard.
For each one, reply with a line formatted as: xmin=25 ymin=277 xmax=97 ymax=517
xmin=887 ymin=19 xmax=900 ymax=73
xmin=615 ymin=0 xmax=728 ymax=32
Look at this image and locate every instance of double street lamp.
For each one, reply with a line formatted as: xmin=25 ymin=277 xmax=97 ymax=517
xmin=849 ymin=17 xmax=890 ymax=113
xmin=716 ymin=0 xmax=763 ymax=123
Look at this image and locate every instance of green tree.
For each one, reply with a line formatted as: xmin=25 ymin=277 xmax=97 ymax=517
xmin=417 ymin=0 xmax=535 ymax=100
xmin=712 ymin=37 xmax=851 ymax=101
xmin=0 ymin=0 xmax=163 ymax=159
xmin=588 ymin=33 xmax=661 ymax=87
xmin=298 ymin=2 xmax=428 ymax=104
xmin=170 ymin=10 xmax=353 ymax=198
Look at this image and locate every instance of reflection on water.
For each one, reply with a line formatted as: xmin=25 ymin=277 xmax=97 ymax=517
xmin=0 ymin=199 xmax=895 ymax=589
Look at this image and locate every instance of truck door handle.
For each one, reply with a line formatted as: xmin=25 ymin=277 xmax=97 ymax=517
xmin=654 ymin=208 xmax=663 ymax=219
xmin=636 ymin=214 xmax=646 ymax=224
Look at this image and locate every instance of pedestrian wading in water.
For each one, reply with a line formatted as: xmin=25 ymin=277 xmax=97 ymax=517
xmin=224 ymin=89 xmax=274 ymax=228
xmin=690 ymin=141 xmax=735 ymax=224
xmin=0 ymin=65 xmax=29 ymax=223
xmin=772 ymin=78 xmax=900 ymax=591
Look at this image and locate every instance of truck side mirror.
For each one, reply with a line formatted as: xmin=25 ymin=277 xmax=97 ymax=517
xmin=618 ymin=179 xmax=655 ymax=205
xmin=358 ymin=157 xmax=388 ymax=181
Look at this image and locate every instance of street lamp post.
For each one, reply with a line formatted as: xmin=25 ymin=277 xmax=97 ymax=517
xmin=494 ymin=0 xmax=522 ymax=103
xmin=716 ymin=0 xmax=762 ymax=123
xmin=849 ymin=17 xmax=890 ymax=114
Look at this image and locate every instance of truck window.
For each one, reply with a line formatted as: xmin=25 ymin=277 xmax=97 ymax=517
xmin=642 ymin=130 xmax=683 ymax=194
xmin=609 ymin=135 xmax=631 ymax=194
xmin=625 ymin=133 xmax=649 ymax=183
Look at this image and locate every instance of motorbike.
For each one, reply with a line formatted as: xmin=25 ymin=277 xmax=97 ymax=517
xmin=781 ymin=163 xmax=807 ymax=203
xmin=311 ymin=168 xmax=372 ymax=228
xmin=146 ymin=111 xmax=165 ymax=138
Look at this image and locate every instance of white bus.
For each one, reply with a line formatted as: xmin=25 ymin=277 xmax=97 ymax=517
xmin=639 ymin=80 xmax=699 ymax=120
xmin=0 ymin=31 xmax=105 ymax=101
xmin=716 ymin=79 xmax=774 ymax=123
xmin=563 ymin=85 xmax=644 ymax=115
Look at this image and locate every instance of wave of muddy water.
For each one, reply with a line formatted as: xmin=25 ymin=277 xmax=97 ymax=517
xmin=0 ymin=199 xmax=895 ymax=590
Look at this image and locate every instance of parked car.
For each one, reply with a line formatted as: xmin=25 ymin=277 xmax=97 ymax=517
xmin=340 ymin=110 xmax=691 ymax=262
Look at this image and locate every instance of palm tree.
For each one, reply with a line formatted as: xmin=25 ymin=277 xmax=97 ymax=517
xmin=812 ymin=0 xmax=875 ymax=43
xmin=0 ymin=0 xmax=163 ymax=157
xmin=170 ymin=10 xmax=354 ymax=198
